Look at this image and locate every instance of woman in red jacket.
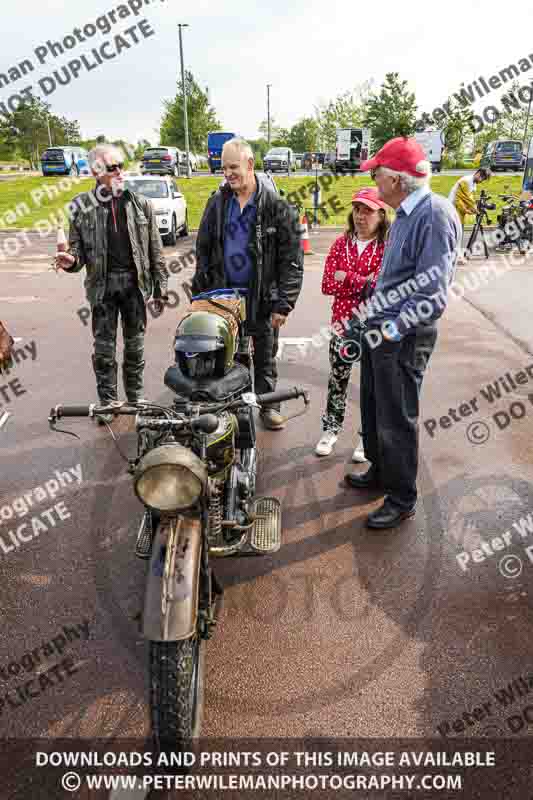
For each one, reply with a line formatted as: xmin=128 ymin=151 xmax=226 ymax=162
xmin=316 ymin=187 xmax=390 ymax=458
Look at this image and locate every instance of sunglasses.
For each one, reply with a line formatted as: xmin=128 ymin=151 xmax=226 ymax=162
xmin=105 ymin=163 xmax=124 ymax=173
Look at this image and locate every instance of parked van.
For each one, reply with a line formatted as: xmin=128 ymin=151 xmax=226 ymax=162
xmin=263 ymin=147 xmax=295 ymax=172
xmin=334 ymin=128 xmax=371 ymax=172
xmin=414 ymin=130 xmax=444 ymax=172
xmin=41 ymin=146 xmax=89 ymax=176
xmin=482 ymin=139 xmax=523 ymax=172
xmin=207 ymin=131 xmax=237 ymax=173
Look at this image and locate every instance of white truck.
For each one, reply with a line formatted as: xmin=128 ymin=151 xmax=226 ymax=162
xmin=334 ymin=128 xmax=371 ymax=173
xmin=414 ymin=130 xmax=444 ymax=172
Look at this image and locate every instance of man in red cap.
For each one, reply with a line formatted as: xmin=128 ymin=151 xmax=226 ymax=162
xmin=345 ymin=137 xmax=460 ymax=529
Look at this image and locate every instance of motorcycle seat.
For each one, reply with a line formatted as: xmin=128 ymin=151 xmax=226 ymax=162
xmin=164 ymin=361 xmax=251 ymax=402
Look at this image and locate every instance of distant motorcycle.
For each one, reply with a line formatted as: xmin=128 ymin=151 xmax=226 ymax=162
xmin=48 ymin=288 xmax=309 ymax=752
xmin=495 ymin=191 xmax=533 ymax=255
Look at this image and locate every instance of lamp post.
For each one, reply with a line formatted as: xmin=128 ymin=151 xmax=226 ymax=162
xmin=267 ymin=84 xmax=271 ymax=146
xmin=178 ymin=23 xmax=191 ymax=178
xmin=522 ymin=88 xmax=533 ymax=150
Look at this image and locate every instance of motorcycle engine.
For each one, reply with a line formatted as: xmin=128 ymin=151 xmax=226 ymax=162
xmin=204 ymin=411 xmax=236 ymax=478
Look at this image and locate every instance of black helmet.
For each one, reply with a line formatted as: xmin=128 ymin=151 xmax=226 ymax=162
xmin=174 ymin=311 xmax=236 ymax=379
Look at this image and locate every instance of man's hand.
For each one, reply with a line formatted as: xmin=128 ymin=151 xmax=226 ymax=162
xmin=334 ymin=270 xmax=347 ymax=282
xmin=54 ymin=252 xmax=75 ymax=271
xmin=271 ymin=313 xmax=287 ymax=329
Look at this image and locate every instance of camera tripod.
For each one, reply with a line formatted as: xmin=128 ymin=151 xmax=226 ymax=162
xmin=465 ymin=191 xmax=494 ymax=259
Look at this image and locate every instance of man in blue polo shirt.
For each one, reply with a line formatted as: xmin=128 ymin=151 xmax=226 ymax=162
xmin=193 ymin=138 xmax=303 ymax=429
xmin=224 ymin=178 xmax=257 ymax=286
xmin=345 ymin=137 xmax=460 ymax=529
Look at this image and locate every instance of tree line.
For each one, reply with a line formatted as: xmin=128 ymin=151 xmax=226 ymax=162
xmin=2 ymin=70 xmax=532 ymax=169
xmin=158 ymin=70 xmax=533 ymax=166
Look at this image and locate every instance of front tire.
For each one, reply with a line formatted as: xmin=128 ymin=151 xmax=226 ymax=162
xmin=150 ymin=636 xmax=205 ymax=749
xmin=179 ymin=211 xmax=189 ymax=237
xmin=164 ymin=215 xmax=177 ymax=246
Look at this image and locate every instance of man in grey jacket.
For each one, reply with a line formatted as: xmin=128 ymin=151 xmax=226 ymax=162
xmin=55 ymin=144 xmax=169 ymax=422
xmin=345 ymin=137 xmax=461 ymax=528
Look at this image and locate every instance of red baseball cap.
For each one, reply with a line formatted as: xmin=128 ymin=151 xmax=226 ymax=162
xmin=361 ymin=137 xmax=430 ymax=178
xmin=351 ymin=187 xmax=388 ymax=210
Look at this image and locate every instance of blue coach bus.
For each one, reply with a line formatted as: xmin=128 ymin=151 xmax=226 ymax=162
xmin=207 ymin=131 xmax=237 ymax=173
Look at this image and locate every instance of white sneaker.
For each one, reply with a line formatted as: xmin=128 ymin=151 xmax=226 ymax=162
xmin=315 ymin=431 xmax=338 ymax=456
xmin=352 ymin=436 xmax=368 ymax=463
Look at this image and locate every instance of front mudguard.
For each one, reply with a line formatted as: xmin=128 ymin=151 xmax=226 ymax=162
xmin=143 ymin=514 xmax=202 ymax=642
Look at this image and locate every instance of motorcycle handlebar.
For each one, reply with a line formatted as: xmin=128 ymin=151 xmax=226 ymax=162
xmin=255 ymin=387 xmax=308 ymax=406
xmin=53 ymin=404 xmax=92 ymax=417
xmin=50 ymin=388 xmax=310 ymax=427
xmin=50 ymin=403 xmax=138 ymax=420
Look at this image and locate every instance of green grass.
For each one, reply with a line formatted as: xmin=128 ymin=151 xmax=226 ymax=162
xmin=275 ymin=173 xmax=524 ymax=226
xmin=0 ymin=176 xmax=94 ymax=230
xmin=0 ymin=173 xmax=525 ymax=232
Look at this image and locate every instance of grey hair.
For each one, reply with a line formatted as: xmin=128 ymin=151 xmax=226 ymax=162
xmin=88 ymin=143 xmax=125 ymax=176
xmin=379 ymin=162 xmax=431 ymax=194
xmin=222 ymin=137 xmax=254 ymax=161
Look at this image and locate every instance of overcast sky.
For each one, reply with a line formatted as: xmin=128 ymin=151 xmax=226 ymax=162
xmin=3 ymin=0 xmax=533 ymax=148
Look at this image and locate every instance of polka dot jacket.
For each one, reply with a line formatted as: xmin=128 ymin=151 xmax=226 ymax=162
xmin=321 ymin=234 xmax=385 ymax=325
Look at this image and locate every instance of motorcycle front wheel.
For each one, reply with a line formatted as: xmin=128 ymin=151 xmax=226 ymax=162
xmin=150 ymin=636 xmax=205 ymax=748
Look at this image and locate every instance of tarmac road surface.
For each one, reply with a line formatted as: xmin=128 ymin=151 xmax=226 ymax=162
xmin=0 ymin=228 xmax=532 ymax=798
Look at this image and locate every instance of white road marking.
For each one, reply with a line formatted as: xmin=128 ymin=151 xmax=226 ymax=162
xmin=0 ymin=296 xmax=39 ymax=302
xmin=277 ymin=337 xmax=315 ymax=361
xmin=0 ymin=411 xmax=12 ymax=432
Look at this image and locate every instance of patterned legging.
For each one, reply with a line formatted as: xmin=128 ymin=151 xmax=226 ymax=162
xmin=321 ymin=335 xmax=360 ymax=434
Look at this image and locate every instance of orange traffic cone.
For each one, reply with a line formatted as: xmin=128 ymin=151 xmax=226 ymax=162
xmin=301 ymin=213 xmax=314 ymax=255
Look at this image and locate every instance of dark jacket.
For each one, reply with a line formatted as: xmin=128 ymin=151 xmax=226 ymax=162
xmin=192 ymin=174 xmax=303 ymax=321
xmin=66 ymin=187 xmax=168 ymax=306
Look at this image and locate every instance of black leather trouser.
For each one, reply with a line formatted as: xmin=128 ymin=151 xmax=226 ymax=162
xmin=91 ymin=271 xmax=147 ymax=403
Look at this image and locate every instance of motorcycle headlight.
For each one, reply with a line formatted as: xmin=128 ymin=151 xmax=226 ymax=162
xmin=134 ymin=444 xmax=208 ymax=512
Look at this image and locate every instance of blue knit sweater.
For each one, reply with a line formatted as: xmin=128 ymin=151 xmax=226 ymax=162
xmin=364 ymin=190 xmax=461 ymax=338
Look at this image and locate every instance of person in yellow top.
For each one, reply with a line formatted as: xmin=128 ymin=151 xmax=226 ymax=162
xmin=448 ymin=167 xmax=491 ymax=260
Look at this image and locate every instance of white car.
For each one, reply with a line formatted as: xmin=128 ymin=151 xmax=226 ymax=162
xmin=124 ymin=174 xmax=188 ymax=245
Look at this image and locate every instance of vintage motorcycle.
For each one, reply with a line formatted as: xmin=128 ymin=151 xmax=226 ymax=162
xmin=495 ymin=190 xmax=533 ymax=254
xmin=48 ymin=288 xmax=309 ymax=750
